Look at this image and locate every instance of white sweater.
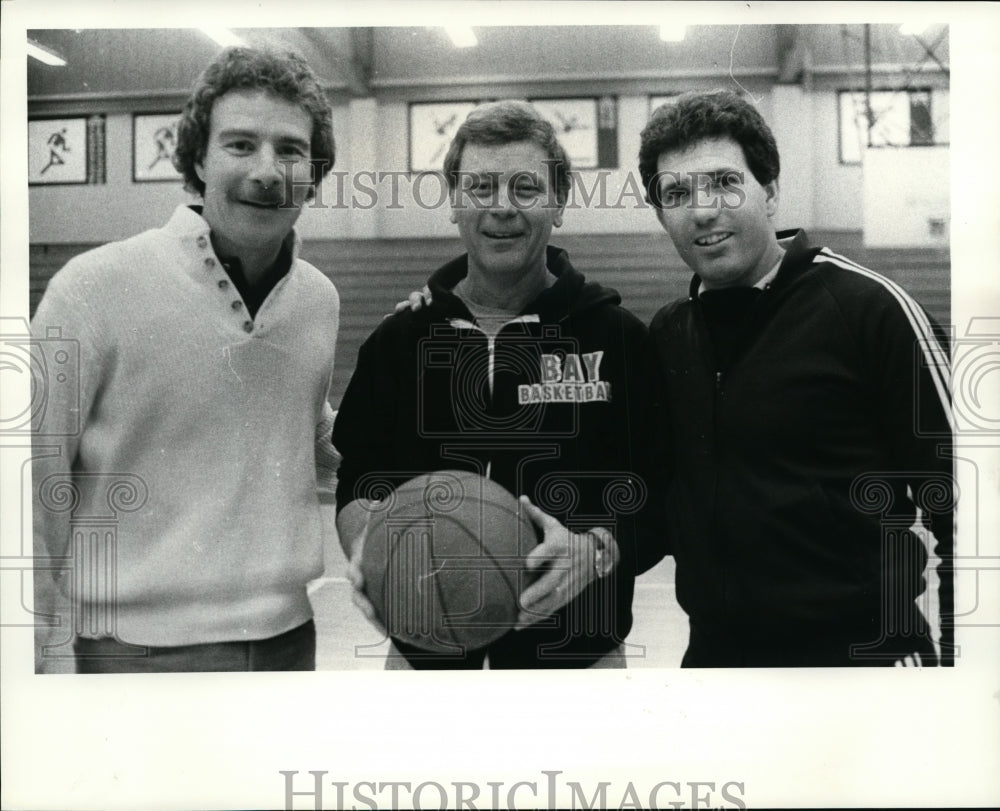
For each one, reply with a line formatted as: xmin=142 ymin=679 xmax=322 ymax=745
xmin=32 ymin=205 xmax=340 ymax=646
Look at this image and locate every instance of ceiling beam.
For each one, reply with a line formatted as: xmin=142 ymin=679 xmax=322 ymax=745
xmin=347 ymin=28 xmax=375 ymax=95
xmin=776 ymin=24 xmax=808 ymax=84
xmin=297 ymin=27 xmax=373 ymax=97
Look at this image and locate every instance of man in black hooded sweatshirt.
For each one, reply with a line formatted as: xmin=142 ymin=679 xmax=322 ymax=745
xmin=334 ymin=100 xmax=664 ymax=669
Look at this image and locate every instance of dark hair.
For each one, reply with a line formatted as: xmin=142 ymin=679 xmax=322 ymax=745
xmin=173 ymin=46 xmax=335 ymax=196
xmin=443 ymin=100 xmax=572 ymax=205
xmin=638 ymin=90 xmax=779 ymax=207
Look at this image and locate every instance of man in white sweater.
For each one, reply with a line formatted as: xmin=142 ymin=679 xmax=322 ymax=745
xmin=31 ymin=47 xmax=340 ymax=672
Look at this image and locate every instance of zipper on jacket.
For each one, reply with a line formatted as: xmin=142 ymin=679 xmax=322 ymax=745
xmin=690 ymin=295 xmax=728 ymax=624
xmin=712 ymin=365 xmax=727 ymax=624
xmin=447 ymin=316 xmax=537 ymax=483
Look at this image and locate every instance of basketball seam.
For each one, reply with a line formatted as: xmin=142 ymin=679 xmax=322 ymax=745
xmin=471 ymin=523 xmax=523 ymax=628
xmin=440 ymin=509 xmax=526 ymax=605
xmin=380 ymin=516 xmax=404 ymax=635
xmin=371 ymin=472 xmax=532 ymax=653
xmin=433 ymin=511 xmax=524 ymax=647
xmin=428 ymin=552 xmax=463 ymax=651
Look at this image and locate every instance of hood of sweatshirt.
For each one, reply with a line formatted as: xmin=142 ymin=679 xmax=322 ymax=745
xmin=424 ymin=244 xmax=622 ymax=325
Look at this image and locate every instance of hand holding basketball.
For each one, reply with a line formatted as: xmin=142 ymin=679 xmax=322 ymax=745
xmin=360 ymin=471 xmax=536 ymax=653
xmin=345 ymin=543 xmax=387 ymax=637
xmin=338 ymin=497 xmax=388 ymax=637
xmin=516 ymin=495 xmax=620 ymax=630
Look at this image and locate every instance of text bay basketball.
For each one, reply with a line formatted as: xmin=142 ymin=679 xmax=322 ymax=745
xmin=361 ymin=471 xmax=539 ymax=653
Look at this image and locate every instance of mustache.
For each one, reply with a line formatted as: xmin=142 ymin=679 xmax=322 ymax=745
xmin=240 ymin=187 xmax=290 ymax=206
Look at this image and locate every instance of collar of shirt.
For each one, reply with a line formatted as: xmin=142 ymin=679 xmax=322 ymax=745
xmin=452 ymin=268 xmax=556 ymax=332
xmin=212 ymin=233 xmax=294 ymax=319
xmin=696 ymin=248 xmax=786 ymax=298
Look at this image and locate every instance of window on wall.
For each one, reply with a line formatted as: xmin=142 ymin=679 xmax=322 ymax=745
xmin=838 ymin=88 xmax=949 ymax=164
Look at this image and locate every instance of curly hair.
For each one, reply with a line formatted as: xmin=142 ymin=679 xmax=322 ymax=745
xmin=173 ymin=46 xmax=335 ymax=197
xmin=638 ymin=90 xmax=779 ymax=206
xmin=443 ymin=100 xmax=572 ymax=205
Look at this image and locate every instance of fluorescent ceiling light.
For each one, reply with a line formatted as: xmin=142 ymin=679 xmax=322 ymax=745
xmin=899 ymin=23 xmax=929 ymax=37
xmin=199 ymin=28 xmax=247 ymax=48
xmin=445 ymin=27 xmax=478 ymax=48
xmin=27 ymin=39 xmax=67 ymax=66
xmin=659 ymin=25 xmax=687 ymax=43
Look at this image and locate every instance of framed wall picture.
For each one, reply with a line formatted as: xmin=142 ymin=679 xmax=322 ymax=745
xmin=837 ymin=88 xmax=948 ymax=164
xmin=28 ymin=117 xmax=89 ymax=184
xmin=409 ymin=101 xmax=477 ymax=173
xmin=530 ymin=98 xmax=599 ymax=169
xmin=133 ymin=113 xmax=182 ymax=181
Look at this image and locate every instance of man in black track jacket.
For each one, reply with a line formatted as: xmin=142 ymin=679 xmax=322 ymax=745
xmin=639 ymin=90 xmax=954 ymax=667
xmin=335 ymin=101 xmax=663 ymax=669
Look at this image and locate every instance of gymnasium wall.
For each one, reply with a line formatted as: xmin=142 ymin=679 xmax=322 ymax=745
xmin=28 ymin=83 xmax=945 ymax=243
xmin=28 ymin=231 xmax=950 ymax=410
xmin=862 ymin=146 xmax=950 ymax=247
xmin=27 ymin=33 xmax=952 ymax=411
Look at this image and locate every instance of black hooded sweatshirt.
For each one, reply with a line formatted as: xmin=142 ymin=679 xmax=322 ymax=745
xmin=334 ymin=245 xmax=666 ymax=668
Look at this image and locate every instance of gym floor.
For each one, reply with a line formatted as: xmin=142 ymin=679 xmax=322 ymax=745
xmin=310 ymin=503 xmax=687 ymax=670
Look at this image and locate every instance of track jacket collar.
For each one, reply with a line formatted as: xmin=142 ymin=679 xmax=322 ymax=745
xmin=686 ymin=228 xmax=817 ymax=300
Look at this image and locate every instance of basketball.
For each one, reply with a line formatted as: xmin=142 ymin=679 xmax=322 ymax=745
xmin=361 ymin=470 xmax=539 ymax=654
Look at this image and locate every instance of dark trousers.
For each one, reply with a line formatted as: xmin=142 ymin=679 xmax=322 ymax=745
xmin=390 ymin=634 xmax=625 ymax=670
xmin=681 ymin=615 xmax=939 ymax=668
xmin=72 ymin=620 xmax=316 ymax=673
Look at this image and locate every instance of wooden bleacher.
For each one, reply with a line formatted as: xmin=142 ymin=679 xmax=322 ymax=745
xmin=29 ymin=232 xmax=950 ymax=409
